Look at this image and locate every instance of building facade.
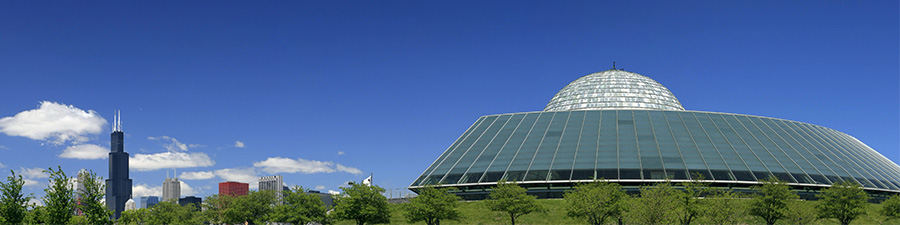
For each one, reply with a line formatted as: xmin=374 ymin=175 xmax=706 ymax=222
xmin=106 ymin=112 xmax=132 ymax=219
xmin=162 ymin=177 xmax=180 ymax=202
xmin=178 ymin=196 xmax=202 ymax=211
xmin=140 ymin=196 xmax=159 ymax=209
xmin=219 ymin=181 xmax=249 ymax=197
xmin=410 ymin=69 xmax=900 ymax=201
xmin=259 ymin=175 xmax=285 ymax=204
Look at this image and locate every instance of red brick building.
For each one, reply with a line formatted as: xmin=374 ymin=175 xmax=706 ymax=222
xmin=219 ymin=181 xmax=249 ymax=197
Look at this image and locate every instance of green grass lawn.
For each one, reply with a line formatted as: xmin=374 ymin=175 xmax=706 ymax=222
xmin=333 ymin=199 xmax=899 ymax=225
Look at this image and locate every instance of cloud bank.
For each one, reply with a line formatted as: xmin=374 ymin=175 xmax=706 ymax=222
xmin=59 ymin=144 xmax=108 ymax=159
xmin=252 ymin=157 xmax=362 ymax=175
xmin=0 ymin=101 xmax=106 ymax=145
xmin=234 ymin=141 xmax=244 ymax=148
xmin=179 ymin=171 xmax=215 ymax=180
xmin=130 ymin=152 xmax=214 ymax=171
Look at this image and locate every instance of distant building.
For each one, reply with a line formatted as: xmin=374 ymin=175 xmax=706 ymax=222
xmin=74 ymin=169 xmax=89 ymax=216
xmin=259 ymin=175 xmax=284 ymax=204
xmin=218 ymin=181 xmax=249 ymax=197
xmin=178 ymin=196 xmax=202 ymax=211
xmin=105 ymin=112 xmax=132 ymax=219
xmin=162 ymin=177 xmax=180 ymax=202
xmin=140 ymin=196 xmax=159 ymax=209
xmin=306 ymin=190 xmax=334 ymax=209
xmin=124 ymin=199 xmax=136 ymax=211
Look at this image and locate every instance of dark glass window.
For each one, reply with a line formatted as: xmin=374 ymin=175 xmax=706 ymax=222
xmin=620 ymin=169 xmax=642 ymax=179
xmin=597 ymin=169 xmax=618 ymax=180
xmin=571 ymin=169 xmax=594 ymax=180
xmin=549 ymin=170 xmax=572 ymax=180
xmin=480 ymin=172 xmax=504 ymax=183
xmin=710 ymin=170 xmax=734 ymax=181
xmin=441 ymin=174 xmax=463 ymax=184
xmin=524 ymin=170 xmax=548 ymax=181
xmin=688 ymin=169 xmax=713 ymax=180
xmin=733 ymin=171 xmax=756 ymax=181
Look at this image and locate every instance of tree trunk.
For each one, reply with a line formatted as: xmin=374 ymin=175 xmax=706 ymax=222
xmin=510 ymin=213 xmax=516 ymax=225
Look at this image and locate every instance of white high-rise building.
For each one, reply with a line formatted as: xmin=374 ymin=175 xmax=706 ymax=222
xmin=259 ymin=175 xmax=285 ymax=204
xmin=162 ymin=178 xmax=180 ymax=202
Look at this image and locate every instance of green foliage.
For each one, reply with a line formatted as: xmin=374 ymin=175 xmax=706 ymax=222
xmin=626 ymin=181 xmax=682 ymax=225
xmin=200 ymin=194 xmax=231 ymax=224
xmin=223 ymin=190 xmax=277 ymax=225
xmin=701 ymin=190 xmax=748 ymax=225
xmin=404 ymin=185 xmax=463 ymax=225
xmin=76 ymin=170 xmax=112 ymax=225
xmin=117 ymin=208 xmax=150 ymax=225
xmin=563 ymin=180 xmax=627 ymax=225
xmin=68 ymin=215 xmax=89 ymax=224
xmin=42 ymin=166 xmax=74 ymax=225
xmin=677 ymin=173 xmax=709 ymax=225
xmin=816 ymin=180 xmax=869 ymax=225
xmin=0 ymin=170 xmax=30 ymax=224
xmin=333 ymin=183 xmax=391 ymax=225
xmin=882 ymin=194 xmax=900 ymax=222
xmin=784 ymin=200 xmax=818 ymax=225
xmin=267 ymin=186 xmax=328 ymax=225
xmin=143 ymin=201 xmax=204 ymax=225
xmin=749 ymin=177 xmax=797 ymax=225
xmin=485 ymin=181 xmax=546 ymax=225
xmin=23 ymin=205 xmax=46 ymax=224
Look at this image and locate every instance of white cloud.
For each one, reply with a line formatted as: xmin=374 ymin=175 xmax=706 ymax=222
xmin=0 ymin=162 xmax=5 ymax=168
xmin=337 ymin=151 xmax=344 ymax=155
xmin=252 ymin=157 xmax=362 ymax=175
xmin=23 ymin=179 xmax=39 ymax=186
xmin=59 ymin=144 xmax=108 ymax=159
xmin=130 ymin=152 xmax=214 ymax=171
xmin=214 ymin=168 xmax=259 ymax=189
xmin=327 ymin=190 xmax=340 ymax=195
xmin=132 ymin=184 xmax=161 ymax=197
xmin=28 ymin=199 xmax=43 ymax=207
xmin=335 ymin=164 xmax=363 ymax=175
xmin=315 ymin=185 xmax=326 ymax=190
xmin=234 ymin=141 xmax=245 ymax=148
xmin=180 ymin=181 xmax=195 ymax=196
xmin=0 ymin=145 xmax=8 ymax=150
xmin=19 ymin=167 xmax=48 ymax=179
xmin=0 ymin=102 xmax=106 ymax=145
xmin=132 ymin=182 xmax=194 ymax=198
xmin=179 ymin=171 xmax=215 ymax=180
xmin=148 ymin=136 xmax=191 ymax=152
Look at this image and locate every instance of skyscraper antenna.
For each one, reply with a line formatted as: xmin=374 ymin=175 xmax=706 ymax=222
xmin=112 ymin=111 xmax=116 ymax=131
xmin=613 ymin=61 xmax=617 ymax=70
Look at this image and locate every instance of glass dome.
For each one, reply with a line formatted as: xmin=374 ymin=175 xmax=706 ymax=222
xmin=544 ymin=69 xmax=684 ymax=111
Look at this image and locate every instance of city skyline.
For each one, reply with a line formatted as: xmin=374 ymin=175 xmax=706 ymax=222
xmin=0 ymin=1 xmax=897 ymax=202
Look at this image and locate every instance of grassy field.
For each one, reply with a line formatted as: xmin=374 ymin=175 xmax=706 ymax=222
xmin=333 ymin=199 xmax=899 ymax=225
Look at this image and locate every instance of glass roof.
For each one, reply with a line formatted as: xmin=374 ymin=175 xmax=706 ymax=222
xmin=544 ymin=69 xmax=684 ymax=111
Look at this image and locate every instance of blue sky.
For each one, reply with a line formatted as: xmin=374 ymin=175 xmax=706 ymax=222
xmin=0 ymin=1 xmax=897 ymax=201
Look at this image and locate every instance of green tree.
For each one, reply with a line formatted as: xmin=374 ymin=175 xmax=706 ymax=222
xmin=748 ymin=177 xmax=798 ymax=225
xmin=677 ymin=173 xmax=709 ymax=225
xmin=564 ymin=180 xmax=627 ymax=225
xmin=702 ymin=190 xmax=748 ymax=225
xmin=23 ymin=205 xmax=46 ymax=225
xmin=626 ymin=181 xmax=682 ymax=225
xmin=333 ymin=183 xmax=391 ymax=225
xmin=223 ymin=190 xmax=277 ymax=225
xmin=404 ymin=185 xmax=463 ymax=225
xmin=145 ymin=201 xmax=203 ymax=225
xmin=76 ymin=170 xmax=112 ymax=225
xmin=881 ymin=194 xmax=900 ymax=222
xmin=268 ymin=186 xmax=328 ymax=225
xmin=0 ymin=170 xmax=31 ymax=224
xmin=485 ymin=181 xmax=545 ymax=225
xmin=816 ymin=180 xmax=869 ymax=225
xmin=784 ymin=200 xmax=818 ymax=225
xmin=201 ymin=194 xmax=232 ymax=224
xmin=117 ymin=208 xmax=149 ymax=225
xmin=42 ymin=166 xmax=74 ymax=225
xmin=68 ymin=215 xmax=89 ymax=224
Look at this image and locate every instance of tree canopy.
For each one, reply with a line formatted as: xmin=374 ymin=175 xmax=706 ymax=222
xmin=486 ymin=181 xmax=545 ymax=225
xmin=42 ymin=166 xmax=74 ymax=225
xmin=564 ymin=180 xmax=627 ymax=225
xmin=627 ymin=181 xmax=682 ymax=225
xmin=404 ymin=185 xmax=463 ymax=225
xmin=0 ymin=170 xmax=30 ymax=224
xmin=749 ymin=177 xmax=798 ymax=225
xmin=76 ymin=170 xmax=111 ymax=225
xmin=267 ymin=186 xmax=328 ymax=225
xmin=332 ymin=183 xmax=391 ymax=225
xmin=816 ymin=180 xmax=869 ymax=225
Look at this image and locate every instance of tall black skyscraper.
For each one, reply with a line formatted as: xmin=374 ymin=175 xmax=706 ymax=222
xmin=106 ymin=111 xmax=132 ymax=219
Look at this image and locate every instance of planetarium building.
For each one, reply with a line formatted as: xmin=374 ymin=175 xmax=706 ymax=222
xmin=410 ymin=69 xmax=900 ymax=200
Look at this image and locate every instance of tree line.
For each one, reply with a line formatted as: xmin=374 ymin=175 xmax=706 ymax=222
xmin=2 ymin=167 xmax=900 ymax=225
